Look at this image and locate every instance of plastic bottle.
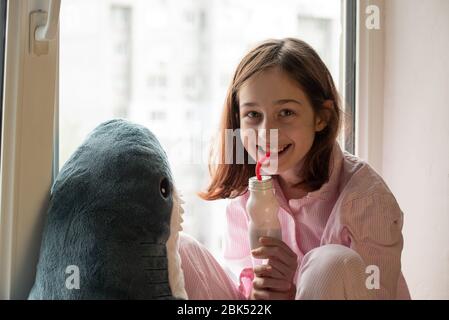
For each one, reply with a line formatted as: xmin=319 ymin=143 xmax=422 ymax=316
xmin=246 ymin=175 xmax=282 ymax=253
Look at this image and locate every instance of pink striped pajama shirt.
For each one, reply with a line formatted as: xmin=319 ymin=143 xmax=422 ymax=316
xmin=179 ymin=141 xmax=411 ymax=300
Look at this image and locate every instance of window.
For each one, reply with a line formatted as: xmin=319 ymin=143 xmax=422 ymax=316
xmin=0 ymin=0 xmax=6 ymax=160
xmin=59 ymin=0 xmax=349 ymax=261
xmin=110 ymin=6 xmax=132 ymax=118
xmin=149 ymin=110 xmax=167 ymax=121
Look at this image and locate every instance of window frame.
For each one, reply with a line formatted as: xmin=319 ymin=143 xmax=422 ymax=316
xmin=0 ymin=0 xmax=59 ymax=299
xmin=0 ymin=0 xmax=6 ymax=159
xmin=354 ymin=0 xmax=385 ymax=173
xmin=344 ymin=0 xmax=357 ymax=155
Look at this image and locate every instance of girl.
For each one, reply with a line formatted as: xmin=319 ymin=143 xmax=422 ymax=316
xmin=179 ymin=38 xmax=410 ymax=300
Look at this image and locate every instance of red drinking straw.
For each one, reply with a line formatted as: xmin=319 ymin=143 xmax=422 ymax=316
xmin=256 ymin=150 xmax=271 ymax=181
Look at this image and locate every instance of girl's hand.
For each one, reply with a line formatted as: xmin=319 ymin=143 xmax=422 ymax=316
xmin=250 ymin=237 xmax=298 ymax=300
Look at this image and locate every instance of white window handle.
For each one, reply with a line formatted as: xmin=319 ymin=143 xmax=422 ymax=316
xmin=35 ymin=0 xmax=61 ymax=42
xmin=29 ymin=0 xmax=61 ymax=56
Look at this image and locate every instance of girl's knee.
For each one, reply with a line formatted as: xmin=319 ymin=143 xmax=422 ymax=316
xmin=301 ymin=244 xmax=365 ymax=273
xmin=296 ymin=244 xmax=368 ymax=299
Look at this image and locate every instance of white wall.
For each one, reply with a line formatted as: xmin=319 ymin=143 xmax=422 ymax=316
xmin=382 ymin=0 xmax=449 ymax=299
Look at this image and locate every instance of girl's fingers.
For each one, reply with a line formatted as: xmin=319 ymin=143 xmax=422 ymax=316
xmin=251 ymin=237 xmax=298 ymax=281
xmin=259 ymin=237 xmax=297 ymax=258
xmin=253 ymin=264 xmax=284 ymax=280
xmin=266 ymin=257 xmax=296 ymax=279
xmin=252 ymin=245 xmax=297 ymax=267
xmin=252 ymin=287 xmax=294 ymax=300
xmin=253 ymin=275 xmax=292 ymax=291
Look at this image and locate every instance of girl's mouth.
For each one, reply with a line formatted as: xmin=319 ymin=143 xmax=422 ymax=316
xmin=257 ymin=144 xmax=292 ymax=158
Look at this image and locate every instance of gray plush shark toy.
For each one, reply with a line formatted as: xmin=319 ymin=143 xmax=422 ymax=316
xmin=29 ymin=119 xmax=187 ymax=299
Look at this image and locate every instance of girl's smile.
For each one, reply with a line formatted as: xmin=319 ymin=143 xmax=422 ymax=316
xmin=256 ymin=143 xmax=292 ymax=154
xmin=257 ymin=143 xmax=293 ymax=166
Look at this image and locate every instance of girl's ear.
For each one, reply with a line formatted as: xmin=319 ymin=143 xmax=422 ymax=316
xmin=315 ymin=100 xmax=334 ymax=132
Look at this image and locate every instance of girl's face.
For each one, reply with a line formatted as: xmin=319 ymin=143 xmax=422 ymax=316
xmin=238 ymin=66 xmax=327 ymax=176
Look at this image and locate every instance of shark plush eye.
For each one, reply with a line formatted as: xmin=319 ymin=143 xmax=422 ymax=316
xmin=160 ymin=177 xmax=171 ymax=199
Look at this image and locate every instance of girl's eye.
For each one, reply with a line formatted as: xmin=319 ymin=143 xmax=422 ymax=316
xmin=279 ymin=109 xmax=295 ymax=117
xmin=246 ymin=111 xmax=261 ymax=119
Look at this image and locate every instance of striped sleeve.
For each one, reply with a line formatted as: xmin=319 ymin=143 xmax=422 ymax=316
xmin=341 ymin=192 xmax=404 ymax=299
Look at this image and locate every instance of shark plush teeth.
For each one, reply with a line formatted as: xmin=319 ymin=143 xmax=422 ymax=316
xmin=167 ymin=187 xmax=188 ymax=299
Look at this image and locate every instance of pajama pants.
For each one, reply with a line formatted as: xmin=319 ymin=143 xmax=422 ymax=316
xmin=178 ymin=233 xmax=372 ymax=300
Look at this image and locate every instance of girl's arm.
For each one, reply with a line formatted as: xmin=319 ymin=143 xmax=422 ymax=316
xmin=342 ymin=192 xmax=404 ymax=299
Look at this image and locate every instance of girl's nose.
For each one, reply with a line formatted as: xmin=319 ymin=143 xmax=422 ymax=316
xmin=258 ymin=129 xmax=279 ymax=150
xmin=259 ymin=117 xmax=277 ymax=132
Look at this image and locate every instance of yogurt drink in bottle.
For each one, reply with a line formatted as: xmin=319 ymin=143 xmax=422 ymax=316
xmin=246 ymin=175 xmax=282 ymax=264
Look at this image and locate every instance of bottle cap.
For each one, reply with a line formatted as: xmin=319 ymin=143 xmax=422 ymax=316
xmin=248 ymin=175 xmax=273 ymax=191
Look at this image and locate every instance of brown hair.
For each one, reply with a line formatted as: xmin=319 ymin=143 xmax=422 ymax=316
xmin=199 ymin=38 xmax=344 ymax=200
